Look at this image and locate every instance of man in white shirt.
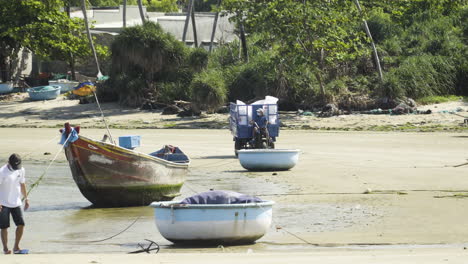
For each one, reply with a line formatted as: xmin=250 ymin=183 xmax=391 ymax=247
xmin=0 ymin=154 xmax=29 ymax=254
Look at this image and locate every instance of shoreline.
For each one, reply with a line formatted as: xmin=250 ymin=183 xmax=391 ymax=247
xmin=2 ymin=249 xmax=468 ymax=264
xmin=0 ymin=93 xmax=467 ymax=131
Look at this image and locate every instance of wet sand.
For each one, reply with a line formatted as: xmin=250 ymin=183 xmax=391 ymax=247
xmin=0 ymin=128 xmax=467 ymax=262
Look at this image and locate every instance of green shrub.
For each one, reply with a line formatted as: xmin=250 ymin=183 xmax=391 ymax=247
xmin=417 ymin=95 xmax=464 ymax=105
xmin=190 ymin=69 xmax=227 ymax=112
xmin=109 ymin=21 xmax=189 ymax=106
xmin=226 ymin=50 xmax=277 ymax=102
xmin=367 ymin=10 xmax=401 ymax=44
xmin=383 ymin=55 xmax=456 ymax=99
xmin=188 ymin=48 xmax=209 ymax=72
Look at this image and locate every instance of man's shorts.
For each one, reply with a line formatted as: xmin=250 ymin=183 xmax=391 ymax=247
xmin=0 ymin=206 xmax=25 ymax=229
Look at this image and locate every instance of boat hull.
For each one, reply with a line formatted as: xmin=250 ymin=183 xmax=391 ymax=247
xmin=65 ymin=136 xmax=188 ymax=207
xmin=238 ymin=149 xmax=300 ymax=171
xmin=48 ymin=80 xmax=79 ymax=93
xmin=150 ymin=201 xmax=274 ymax=245
xmin=27 ymin=85 xmax=61 ymax=100
xmin=0 ymin=82 xmax=14 ymax=94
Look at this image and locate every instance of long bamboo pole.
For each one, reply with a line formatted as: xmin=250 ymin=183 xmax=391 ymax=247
xmin=81 ymin=0 xmax=101 ymax=76
xmin=81 ymin=0 xmax=114 ymax=144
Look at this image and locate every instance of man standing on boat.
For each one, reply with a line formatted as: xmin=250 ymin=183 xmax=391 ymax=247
xmin=0 ymin=154 xmax=29 ymax=254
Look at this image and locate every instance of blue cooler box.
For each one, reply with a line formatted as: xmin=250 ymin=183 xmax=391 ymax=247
xmin=119 ymin=135 xmax=141 ymax=149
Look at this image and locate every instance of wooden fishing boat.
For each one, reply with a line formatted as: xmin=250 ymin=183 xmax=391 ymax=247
xmin=27 ymin=85 xmax=61 ymax=100
xmin=238 ymin=149 xmax=300 ymax=171
xmin=62 ymin=126 xmax=190 ymax=207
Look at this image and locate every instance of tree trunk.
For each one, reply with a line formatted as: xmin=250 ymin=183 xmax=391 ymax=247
xmin=123 ymin=0 xmax=127 ymax=28
xmin=66 ymin=4 xmax=76 ymax=80
xmin=354 ymin=0 xmax=383 ymax=83
xmin=190 ymin=8 xmax=198 ymax=48
xmin=239 ymin=21 xmax=248 ymax=62
xmin=182 ymin=0 xmax=194 ymax=43
xmin=314 ymin=72 xmax=326 ymax=96
xmin=137 ymin=0 xmax=145 ymax=24
xmin=81 ymin=0 xmax=101 ymax=76
xmin=0 ymin=55 xmax=8 ymax=82
xmin=209 ymin=0 xmax=222 ymax=52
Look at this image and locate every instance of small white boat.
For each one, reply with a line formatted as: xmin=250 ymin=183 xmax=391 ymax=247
xmin=48 ymin=79 xmax=79 ymax=93
xmin=0 ymin=82 xmax=14 ymax=94
xmin=150 ymin=200 xmax=274 ymax=245
xmin=238 ymin=149 xmax=300 ymax=171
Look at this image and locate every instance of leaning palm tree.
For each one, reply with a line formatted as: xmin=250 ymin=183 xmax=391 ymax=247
xmin=81 ymin=0 xmax=101 ymax=77
xmin=137 ymin=0 xmax=145 ymax=24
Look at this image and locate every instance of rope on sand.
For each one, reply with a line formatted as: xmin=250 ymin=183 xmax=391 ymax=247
xmin=45 ymin=215 xmax=143 ymax=244
xmin=255 ymin=202 xmax=315 ymax=246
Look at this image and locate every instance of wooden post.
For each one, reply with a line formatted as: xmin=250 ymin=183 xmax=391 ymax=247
xmin=354 ymin=0 xmax=383 ymax=82
xmin=209 ymin=0 xmax=222 ymax=52
xmin=182 ymin=0 xmax=194 ymax=43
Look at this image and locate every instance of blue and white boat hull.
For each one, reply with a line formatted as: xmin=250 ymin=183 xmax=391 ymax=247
xmin=27 ymin=85 xmax=61 ymax=100
xmin=238 ymin=149 xmax=300 ymax=171
xmin=0 ymin=82 xmax=14 ymax=94
xmin=150 ymin=201 xmax=274 ymax=244
xmin=48 ymin=80 xmax=79 ymax=93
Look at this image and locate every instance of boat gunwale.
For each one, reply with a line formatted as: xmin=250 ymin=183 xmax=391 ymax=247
xmin=237 ymin=149 xmax=300 ymax=154
xmin=27 ymin=85 xmax=61 ymax=93
xmin=150 ymin=200 xmax=275 ymax=209
xmin=74 ymin=135 xmax=190 ymax=168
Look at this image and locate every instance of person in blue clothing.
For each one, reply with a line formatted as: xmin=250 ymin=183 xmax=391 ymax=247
xmin=250 ymin=108 xmax=269 ymax=145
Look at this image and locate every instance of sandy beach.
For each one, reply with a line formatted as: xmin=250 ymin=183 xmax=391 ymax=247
xmin=0 ymin=95 xmax=467 ymax=263
xmin=0 ymin=92 xmax=467 ymax=131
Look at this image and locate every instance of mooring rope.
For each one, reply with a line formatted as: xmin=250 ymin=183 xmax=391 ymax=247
xmin=21 ymin=134 xmax=60 ymax=159
xmin=27 ymin=133 xmax=71 ymax=197
xmin=190 ymin=158 xmax=237 ymax=169
xmin=255 ymin=202 xmax=315 ymax=246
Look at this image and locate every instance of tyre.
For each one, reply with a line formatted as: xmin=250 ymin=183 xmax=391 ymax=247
xmin=234 ymin=138 xmax=242 ymax=157
xmin=269 ymin=141 xmax=275 ymax=149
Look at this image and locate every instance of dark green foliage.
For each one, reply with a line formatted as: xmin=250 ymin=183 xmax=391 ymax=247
xmin=109 ymin=21 xmax=188 ymax=106
xmin=226 ymin=51 xmax=277 ymax=102
xmin=188 ymin=48 xmax=209 ymax=72
xmin=383 ymin=55 xmax=457 ymax=99
xmin=190 ymin=69 xmax=227 ymax=112
xmin=193 ymin=0 xmax=220 ymax=12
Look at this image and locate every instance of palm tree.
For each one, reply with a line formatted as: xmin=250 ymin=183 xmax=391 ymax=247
xmin=137 ymin=0 xmax=145 ymax=24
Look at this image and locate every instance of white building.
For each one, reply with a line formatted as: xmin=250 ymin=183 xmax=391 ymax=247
xmin=72 ymin=5 xmax=237 ymax=49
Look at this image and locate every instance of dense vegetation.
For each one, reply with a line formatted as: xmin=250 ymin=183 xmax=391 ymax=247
xmin=1 ymin=0 xmax=467 ymax=111
xmin=109 ymin=0 xmax=468 ymax=111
